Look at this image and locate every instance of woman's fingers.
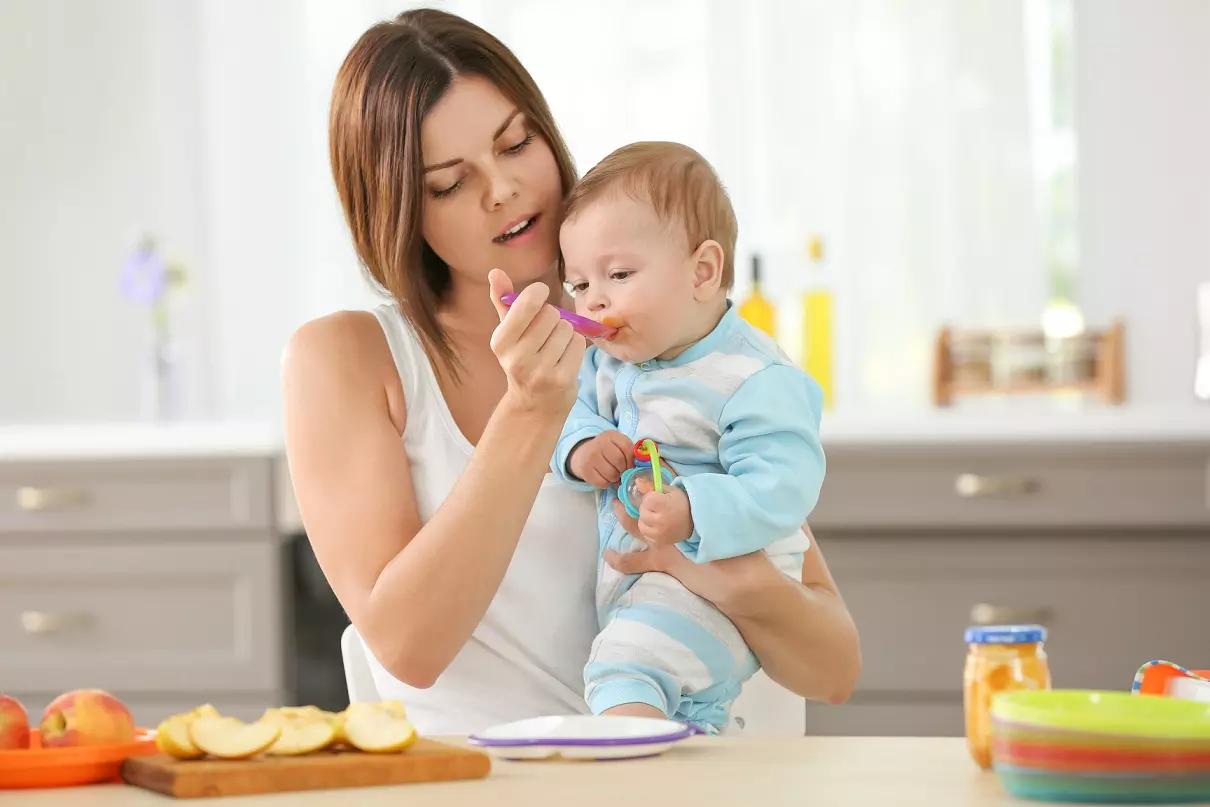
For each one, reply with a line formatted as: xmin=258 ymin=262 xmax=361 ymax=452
xmin=603 ymin=548 xmax=661 ymax=575
xmin=536 ymin=317 xmax=575 ymax=364
xmin=489 ymin=281 xmax=551 ymax=357
xmin=553 ymin=330 xmax=587 ymax=373
xmin=487 ymin=268 xmax=514 ymax=321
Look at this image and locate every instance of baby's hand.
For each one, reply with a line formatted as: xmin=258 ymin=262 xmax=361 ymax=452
xmin=636 ymin=480 xmax=694 ymax=547
xmin=568 ymin=430 xmax=634 ymax=488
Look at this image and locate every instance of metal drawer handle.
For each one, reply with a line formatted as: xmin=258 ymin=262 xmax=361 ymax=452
xmin=970 ymin=603 xmax=1053 ymax=626
xmin=15 ymin=486 xmax=92 ymax=512
xmin=20 ymin=610 xmax=89 ymax=635
xmin=954 ymin=473 xmax=1040 ymax=498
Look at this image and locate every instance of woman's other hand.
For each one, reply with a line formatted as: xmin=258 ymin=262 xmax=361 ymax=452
xmin=606 ymin=498 xmax=773 ymax=610
xmin=488 ymin=268 xmax=585 ymax=416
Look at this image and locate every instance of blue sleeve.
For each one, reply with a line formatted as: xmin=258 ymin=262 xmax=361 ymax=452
xmin=671 ymin=364 xmax=825 ymax=563
xmin=551 ymin=346 xmax=618 ymax=491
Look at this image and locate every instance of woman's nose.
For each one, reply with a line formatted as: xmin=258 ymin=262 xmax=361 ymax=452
xmin=484 ymin=164 xmax=519 ymax=210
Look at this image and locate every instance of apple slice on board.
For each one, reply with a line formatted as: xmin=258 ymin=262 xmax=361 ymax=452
xmin=343 ymin=703 xmax=417 ymax=753
xmin=188 ymin=716 xmax=281 ymax=760
xmin=266 ymin=719 xmax=337 ymax=756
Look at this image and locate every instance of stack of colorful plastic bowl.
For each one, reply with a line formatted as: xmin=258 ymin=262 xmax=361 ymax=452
xmin=990 ymin=690 xmax=1210 ymax=803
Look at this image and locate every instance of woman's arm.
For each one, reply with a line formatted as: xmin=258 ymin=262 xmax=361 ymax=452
xmin=605 ymin=511 xmax=861 ymax=704
xmin=283 ymin=276 xmax=583 ymax=689
xmin=714 ymin=528 xmax=861 ymax=704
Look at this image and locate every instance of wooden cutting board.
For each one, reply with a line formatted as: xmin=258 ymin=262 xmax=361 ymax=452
xmin=120 ymin=738 xmax=491 ymax=798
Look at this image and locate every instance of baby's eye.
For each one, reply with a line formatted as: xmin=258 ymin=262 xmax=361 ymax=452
xmin=610 ymin=270 xmax=634 ymax=282
xmin=568 ymin=281 xmax=589 ymax=294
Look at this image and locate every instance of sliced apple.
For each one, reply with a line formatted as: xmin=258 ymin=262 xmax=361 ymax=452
xmin=342 ymin=706 xmax=417 ymax=753
xmin=378 ymin=700 xmax=407 ymax=719
xmin=343 ymin=700 xmax=407 ymax=720
xmin=328 ymin=711 xmax=348 ymax=746
xmin=188 ymin=716 xmax=281 ymax=760
xmin=266 ymin=717 xmax=336 ymax=756
xmin=156 ymin=715 xmax=203 ymax=760
xmin=189 ymin=704 xmax=220 ymax=720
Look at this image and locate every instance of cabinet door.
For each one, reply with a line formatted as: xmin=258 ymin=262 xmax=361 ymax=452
xmin=0 ymin=542 xmax=282 ymax=693
xmin=0 ymin=458 xmax=275 ymax=534
xmin=819 ymin=535 xmax=1210 ymax=699
xmin=809 ymin=448 xmax=1210 ymax=530
xmin=807 ymin=698 xmax=964 ymax=737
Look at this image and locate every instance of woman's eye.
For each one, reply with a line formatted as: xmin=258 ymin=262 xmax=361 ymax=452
xmin=505 ymin=132 xmax=535 ymax=154
xmin=431 ymin=180 xmax=462 ymax=199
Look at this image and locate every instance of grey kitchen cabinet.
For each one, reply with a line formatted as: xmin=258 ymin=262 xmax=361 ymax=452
xmin=806 ymin=533 xmax=1210 ymax=737
xmin=0 ymin=440 xmax=288 ymax=729
xmin=793 ymin=438 xmax=1210 ymax=738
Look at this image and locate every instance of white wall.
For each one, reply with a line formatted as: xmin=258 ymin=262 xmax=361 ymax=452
xmin=1074 ymin=0 xmax=1210 ymax=405
xmin=0 ymin=0 xmax=210 ymax=422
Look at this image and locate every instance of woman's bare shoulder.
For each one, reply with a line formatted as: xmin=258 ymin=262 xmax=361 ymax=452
xmin=282 ymin=309 xmax=406 ymax=433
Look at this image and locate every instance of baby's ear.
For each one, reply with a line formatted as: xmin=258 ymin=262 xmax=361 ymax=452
xmin=690 ymin=239 xmax=725 ymax=300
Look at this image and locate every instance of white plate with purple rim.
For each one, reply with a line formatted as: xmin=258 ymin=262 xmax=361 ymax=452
xmin=466 ymin=715 xmax=700 ymax=760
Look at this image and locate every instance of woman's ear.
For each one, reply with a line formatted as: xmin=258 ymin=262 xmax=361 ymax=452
xmin=690 ymin=239 xmax=725 ymax=301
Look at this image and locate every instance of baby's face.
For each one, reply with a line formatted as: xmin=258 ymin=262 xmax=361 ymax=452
xmin=559 ymin=194 xmax=702 ymax=364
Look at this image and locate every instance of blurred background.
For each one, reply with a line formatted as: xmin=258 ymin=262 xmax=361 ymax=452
xmin=1 ymin=0 xmax=1207 ymax=738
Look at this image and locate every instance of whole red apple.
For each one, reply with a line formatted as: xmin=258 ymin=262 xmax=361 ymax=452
xmin=0 ymin=694 xmax=31 ymax=750
xmin=40 ymin=689 xmax=135 ymax=748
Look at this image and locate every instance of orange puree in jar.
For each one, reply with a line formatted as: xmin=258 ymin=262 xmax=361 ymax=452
xmin=962 ymin=624 xmax=1050 ymax=769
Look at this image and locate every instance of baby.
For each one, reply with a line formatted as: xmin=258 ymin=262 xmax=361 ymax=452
xmin=551 ymin=141 xmax=827 ymax=733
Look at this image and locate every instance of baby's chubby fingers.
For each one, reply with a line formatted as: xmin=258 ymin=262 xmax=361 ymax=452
xmin=600 ymin=431 xmax=634 ymax=476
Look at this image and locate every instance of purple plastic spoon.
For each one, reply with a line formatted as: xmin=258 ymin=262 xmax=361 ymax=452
xmin=500 ymin=293 xmax=619 ymax=340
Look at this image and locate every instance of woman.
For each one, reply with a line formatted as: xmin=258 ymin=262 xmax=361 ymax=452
xmin=282 ymin=7 xmax=860 ymax=735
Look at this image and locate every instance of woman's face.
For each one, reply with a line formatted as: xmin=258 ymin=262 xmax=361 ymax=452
xmin=420 ymin=75 xmax=564 ymax=290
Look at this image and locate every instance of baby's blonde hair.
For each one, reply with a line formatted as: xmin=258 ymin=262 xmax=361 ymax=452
xmin=562 ymin=141 xmax=738 ymax=288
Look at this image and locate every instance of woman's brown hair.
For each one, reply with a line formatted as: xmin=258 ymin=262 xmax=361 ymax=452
xmin=329 ymin=8 xmax=577 ymax=374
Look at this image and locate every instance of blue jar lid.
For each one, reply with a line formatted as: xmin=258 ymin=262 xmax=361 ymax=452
xmin=964 ymin=624 xmax=1046 ymax=644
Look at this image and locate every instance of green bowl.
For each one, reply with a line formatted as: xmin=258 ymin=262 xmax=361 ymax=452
xmin=991 ymin=690 xmax=1210 ymax=740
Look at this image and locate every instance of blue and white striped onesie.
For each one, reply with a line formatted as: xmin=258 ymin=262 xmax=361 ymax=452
xmin=551 ymin=302 xmax=827 ymax=733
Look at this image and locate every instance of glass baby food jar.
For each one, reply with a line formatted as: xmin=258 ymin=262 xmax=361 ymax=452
xmin=963 ymin=624 xmax=1051 ymax=769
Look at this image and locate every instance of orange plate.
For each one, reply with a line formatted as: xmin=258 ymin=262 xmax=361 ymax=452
xmin=0 ymin=728 xmax=158 ymax=789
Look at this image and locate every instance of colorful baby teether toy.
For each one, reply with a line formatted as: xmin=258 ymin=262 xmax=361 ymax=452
xmin=1132 ymin=659 xmax=1210 ymax=702
xmin=619 ymin=439 xmax=675 ymax=518
xmin=499 ymin=293 xmax=619 ymax=340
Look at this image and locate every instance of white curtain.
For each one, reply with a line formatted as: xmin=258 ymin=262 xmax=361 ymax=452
xmin=456 ymin=0 xmax=1048 ymax=412
xmin=188 ymin=0 xmax=1052 ymax=416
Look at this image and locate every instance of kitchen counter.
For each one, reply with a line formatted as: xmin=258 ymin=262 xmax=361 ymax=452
xmin=818 ymin=405 xmax=1210 ymax=448
xmin=2 ymin=405 xmax=1209 ymax=464
xmin=0 ymin=421 xmax=285 ymax=463
xmin=0 ymin=736 xmax=1179 ymax=807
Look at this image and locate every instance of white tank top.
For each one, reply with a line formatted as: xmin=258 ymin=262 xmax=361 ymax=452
xmin=364 ymin=303 xmax=600 ymax=735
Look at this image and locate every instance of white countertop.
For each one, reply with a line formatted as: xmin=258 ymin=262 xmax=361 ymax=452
xmin=819 ymin=405 xmax=1210 ymax=447
xmin=0 ymin=405 xmax=1208 ymax=464
xmin=0 ymin=420 xmax=285 ymax=463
